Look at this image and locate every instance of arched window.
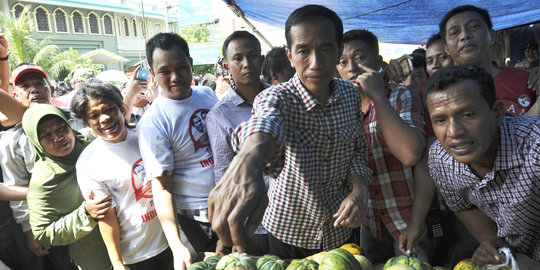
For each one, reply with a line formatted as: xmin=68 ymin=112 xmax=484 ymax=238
xmin=54 ymin=9 xmax=68 ymax=32
xmin=13 ymin=4 xmax=24 ymax=19
xmin=72 ymin=11 xmax=84 ymax=33
xmin=123 ymin=18 xmax=130 ymax=36
xmin=103 ymin=14 xmax=113 ymax=35
xmin=35 ymin=7 xmax=50 ymax=32
xmin=132 ymin=19 xmax=138 ymax=37
xmin=89 ymin=13 xmax=99 ymax=34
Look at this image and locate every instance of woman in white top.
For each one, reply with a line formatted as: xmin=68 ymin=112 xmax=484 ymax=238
xmin=72 ymin=82 xmax=172 ymax=270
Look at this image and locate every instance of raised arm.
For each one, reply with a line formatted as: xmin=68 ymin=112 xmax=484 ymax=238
xmin=357 ymin=64 xmax=425 ymax=166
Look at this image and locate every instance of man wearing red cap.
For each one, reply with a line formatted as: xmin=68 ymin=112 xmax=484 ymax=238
xmin=0 ymin=64 xmax=76 ymax=269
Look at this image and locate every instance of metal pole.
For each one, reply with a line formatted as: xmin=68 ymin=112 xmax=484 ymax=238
xmin=140 ymin=0 xmax=147 ymax=44
xmin=226 ymin=0 xmax=273 ymax=49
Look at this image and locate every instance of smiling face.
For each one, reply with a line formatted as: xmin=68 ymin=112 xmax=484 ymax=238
xmin=225 ymin=38 xmax=263 ymax=88
xmin=336 ymin=39 xmax=381 ymax=92
xmin=37 ymin=117 xmax=76 ymax=157
xmin=427 ymin=79 xmax=503 ymax=166
xmin=13 ymin=74 xmax=52 ymax=107
xmin=426 ymin=40 xmax=454 ymax=76
xmin=151 ymin=46 xmax=193 ymax=100
xmin=85 ymin=98 xmax=127 ymax=144
xmin=444 ymin=11 xmax=494 ymax=66
xmin=286 ymin=17 xmax=340 ymax=93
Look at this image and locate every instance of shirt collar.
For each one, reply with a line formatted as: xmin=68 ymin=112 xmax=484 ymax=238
xmin=291 ymin=74 xmax=341 ymax=111
xmin=227 ymin=81 xmax=270 ymax=107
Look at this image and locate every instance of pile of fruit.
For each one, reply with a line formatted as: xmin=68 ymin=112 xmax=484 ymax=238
xmin=187 ymin=243 xmax=487 ymax=270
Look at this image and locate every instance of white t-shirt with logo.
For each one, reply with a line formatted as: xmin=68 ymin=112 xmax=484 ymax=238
xmin=138 ymin=86 xmax=218 ymax=213
xmin=76 ymin=128 xmax=167 ymax=264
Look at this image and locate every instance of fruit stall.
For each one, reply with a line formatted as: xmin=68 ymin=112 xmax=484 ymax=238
xmin=187 ymin=242 xmax=486 ymax=270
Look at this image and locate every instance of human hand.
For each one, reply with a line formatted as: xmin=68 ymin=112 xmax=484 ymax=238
xmin=382 ymin=54 xmax=412 ymax=83
xmin=0 ymin=35 xmax=8 ymax=58
xmin=173 ymin=245 xmax=192 ymax=270
xmin=208 ymin=151 xmax=268 ymax=253
xmin=24 ymin=230 xmax=49 ymax=256
xmin=356 ymin=64 xmax=387 ymax=101
xmin=528 ymin=67 xmax=540 ymax=95
xmin=84 ymin=190 xmax=111 ymax=219
xmin=333 ymin=186 xmax=367 ymax=228
xmin=126 ymin=66 xmax=149 ymax=98
xmin=398 ymin=222 xmax=424 ymax=256
xmin=472 ymin=236 xmax=507 ymax=265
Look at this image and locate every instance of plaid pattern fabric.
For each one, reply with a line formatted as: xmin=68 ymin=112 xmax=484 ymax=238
xmin=429 ymin=116 xmax=540 ymax=261
xmin=231 ymin=74 xmax=372 ymax=250
xmin=362 ymin=84 xmax=425 ymax=240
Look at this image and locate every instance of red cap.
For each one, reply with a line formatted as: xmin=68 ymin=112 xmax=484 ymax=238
xmin=11 ymin=65 xmax=49 ymax=86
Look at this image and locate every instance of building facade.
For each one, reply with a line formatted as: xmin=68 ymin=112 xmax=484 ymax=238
xmin=0 ymin=0 xmax=178 ymax=70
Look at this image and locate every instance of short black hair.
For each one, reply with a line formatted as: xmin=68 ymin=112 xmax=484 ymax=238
xmin=71 ymin=83 xmax=125 ymax=125
xmin=426 ymin=33 xmax=443 ymax=49
xmin=439 ymin=5 xmax=492 ymax=41
xmin=222 ymin=31 xmax=261 ymax=58
xmin=342 ymin=29 xmax=379 ymax=55
xmin=262 ymin=46 xmax=290 ymax=83
xmin=146 ymin=33 xmax=190 ymax=70
xmin=424 ymin=64 xmax=496 ymax=109
xmin=285 ymin=5 xmax=343 ymax=50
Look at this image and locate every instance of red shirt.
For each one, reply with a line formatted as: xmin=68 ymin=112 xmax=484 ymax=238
xmin=494 ymin=66 xmax=535 ymax=116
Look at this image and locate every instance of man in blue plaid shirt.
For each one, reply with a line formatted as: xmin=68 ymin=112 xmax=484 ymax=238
xmin=426 ymin=64 xmax=540 ymax=267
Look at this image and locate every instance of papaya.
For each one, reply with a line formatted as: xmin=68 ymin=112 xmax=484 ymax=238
xmin=452 ymin=259 xmax=479 ymax=270
xmin=339 ymin=243 xmax=363 ymax=255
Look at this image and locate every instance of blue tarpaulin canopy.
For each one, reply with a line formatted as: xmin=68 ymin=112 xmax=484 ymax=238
xmin=222 ymin=0 xmax=540 ymax=44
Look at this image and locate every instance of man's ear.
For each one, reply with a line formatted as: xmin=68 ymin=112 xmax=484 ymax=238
xmin=149 ymin=67 xmax=154 ymax=76
xmin=493 ymin=100 xmax=505 ymax=126
xmin=285 ymin=47 xmax=294 ymax=69
xmin=189 ymin=57 xmax=194 ymax=70
xmin=49 ymin=85 xmax=55 ymax=96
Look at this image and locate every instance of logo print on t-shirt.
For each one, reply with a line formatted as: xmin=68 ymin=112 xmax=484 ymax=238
xmin=518 ymin=93 xmax=531 ymax=108
xmin=189 ymin=109 xmax=210 ymax=152
xmin=131 ymin=158 xmax=152 ymax=201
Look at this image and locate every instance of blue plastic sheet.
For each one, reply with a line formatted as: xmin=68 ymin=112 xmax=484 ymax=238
xmin=223 ymin=0 xmax=540 ymax=44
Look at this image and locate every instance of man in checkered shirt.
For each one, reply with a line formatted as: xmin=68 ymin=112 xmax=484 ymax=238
xmin=208 ymin=5 xmax=372 ymax=257
xmin=335 ymin=29 xmax=429 ymax=264
xmin=426 ymin=64 xmax=540 ymax=267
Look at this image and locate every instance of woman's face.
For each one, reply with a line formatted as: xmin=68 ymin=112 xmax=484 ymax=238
xmin=85 ymin=98 xmax=127 ymax=143
xmin=37 ymin=117 xmax=76 ymax=157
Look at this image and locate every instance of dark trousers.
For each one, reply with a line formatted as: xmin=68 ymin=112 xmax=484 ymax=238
xmin=0 ymin=220 xmax=76 ymax=270
xmin=176 ymin=214 xmax=217 ymax=262
xmin=126 ymin=247 xmax=173 ymax=270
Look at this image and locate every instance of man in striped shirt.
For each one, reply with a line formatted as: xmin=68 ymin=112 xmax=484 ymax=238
xmin=426 ymin=64 xmax=540 ymax=266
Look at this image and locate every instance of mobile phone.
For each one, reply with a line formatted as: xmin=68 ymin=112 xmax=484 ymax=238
xmin=399 ymin=57 xmax=413 ymax=77
xmin=135 ymin=68 xmax=150 ymax=81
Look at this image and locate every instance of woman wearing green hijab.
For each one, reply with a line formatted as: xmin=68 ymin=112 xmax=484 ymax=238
xmin=22 ymin=104 xmax=111 ymax=269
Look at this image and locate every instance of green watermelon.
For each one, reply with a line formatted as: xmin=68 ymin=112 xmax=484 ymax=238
xmin=256 ymin=255 xmax=287 ymax=270
xmin=216 ymin=252 xmax=256 ymax=270
xmin=383 ymin=256 xmax=423 ymax=270
xmin=319 ymin=248 xmax=362 ymax=270
xmin=285 ymin=259 xmax=318 ymax=270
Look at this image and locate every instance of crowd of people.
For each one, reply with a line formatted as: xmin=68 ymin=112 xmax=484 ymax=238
xmin=0 ymin=3 xmax=538 ymax=270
